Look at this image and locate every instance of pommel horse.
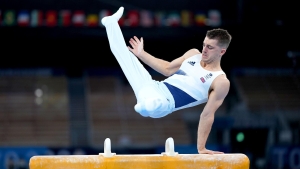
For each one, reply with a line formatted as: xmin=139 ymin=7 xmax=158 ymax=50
xmin=29 ymin=137 xmax=250 ymax=169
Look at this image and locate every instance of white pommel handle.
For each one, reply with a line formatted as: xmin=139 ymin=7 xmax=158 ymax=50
xmin=161 ymin=137 xmax=178 ymax=156
xmin=99 ymin=138 xmax=116 ymax=157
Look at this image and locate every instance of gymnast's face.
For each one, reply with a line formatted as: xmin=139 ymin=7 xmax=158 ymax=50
xmin=202 ymin=37 xmax=226 ymax=63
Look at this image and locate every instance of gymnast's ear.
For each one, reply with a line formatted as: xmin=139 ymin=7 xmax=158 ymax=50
xmin=220 ymin=48 xmax=226 ymax=56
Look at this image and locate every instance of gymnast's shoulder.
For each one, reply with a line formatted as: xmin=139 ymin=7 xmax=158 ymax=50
xmin=183 ymin=48 xmax=201 ymax=59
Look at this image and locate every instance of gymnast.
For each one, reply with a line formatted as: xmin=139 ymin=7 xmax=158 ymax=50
xmin=101 ymin=7 xmax=232 ymax=154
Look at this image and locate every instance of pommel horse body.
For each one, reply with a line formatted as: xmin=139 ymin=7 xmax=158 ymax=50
xmin=29 ymin=138 xmax=250 ymax=169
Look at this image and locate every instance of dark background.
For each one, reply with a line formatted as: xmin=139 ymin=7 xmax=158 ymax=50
xmin=0 ymin=0 xmax=300 ymax=169
xmin=1 ymin=0 xmax=299 ymax=72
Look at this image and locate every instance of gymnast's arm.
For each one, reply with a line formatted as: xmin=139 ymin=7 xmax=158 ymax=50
xmin=127 ymin=36 xmax=200 ymax=76
xmin=197 ymin=75 xmax=230 ymax=154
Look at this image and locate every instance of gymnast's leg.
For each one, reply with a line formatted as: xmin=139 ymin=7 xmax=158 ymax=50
xmin=101 ymin=7 xmax=153 ymax=96
xmin=101 ymin=7 xmax=169 ymax=117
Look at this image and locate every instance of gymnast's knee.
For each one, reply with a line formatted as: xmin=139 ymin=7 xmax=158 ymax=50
xmin=134 ymin=103 xmax=149 ymax=117
xmin=134 ymin=98 xmax=166 ymax=117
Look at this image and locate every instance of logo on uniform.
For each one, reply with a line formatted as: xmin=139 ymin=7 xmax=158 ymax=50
xmin=200 ymin=77 xmax=206 ymax=83
xmin=200 ymin=73 xmax=213 ymax=83
xmin=188 ymin=61 xmax=195 ymax=66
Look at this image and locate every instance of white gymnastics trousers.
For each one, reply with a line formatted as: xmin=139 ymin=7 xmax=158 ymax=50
xmin=101 ymin=7 xmax=175 ymax=118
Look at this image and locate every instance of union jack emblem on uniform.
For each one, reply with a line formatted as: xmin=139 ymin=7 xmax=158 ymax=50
xmin=200 ymin=77 xmax=206 ymax=83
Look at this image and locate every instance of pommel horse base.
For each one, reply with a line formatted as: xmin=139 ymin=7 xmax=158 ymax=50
xmin=29 ymin=138 xmax=250 ymax=169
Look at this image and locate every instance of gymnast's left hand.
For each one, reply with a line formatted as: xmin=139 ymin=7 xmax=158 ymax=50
xmin=198 ymin=148 xmax=224 ymax=154
xmin=128 ymin=36 xmax=144 ymax=58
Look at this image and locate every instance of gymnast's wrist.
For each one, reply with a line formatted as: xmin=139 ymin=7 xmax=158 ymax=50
xmin=138 ymin=50 xmax=147 ymax=59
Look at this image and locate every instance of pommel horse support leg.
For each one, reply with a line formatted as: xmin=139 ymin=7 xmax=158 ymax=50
xmin=29 ymin=138 xmax=250 ymax=169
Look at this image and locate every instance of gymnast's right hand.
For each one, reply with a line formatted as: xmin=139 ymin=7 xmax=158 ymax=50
xmin=128 ymin=36 xmax=144 ymax=58
xmin=198 ymin=148 xmax=224 ymax=155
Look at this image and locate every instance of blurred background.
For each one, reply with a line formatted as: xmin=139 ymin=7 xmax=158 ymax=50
xmin=0 ymin=0 xmax=300 ymax=169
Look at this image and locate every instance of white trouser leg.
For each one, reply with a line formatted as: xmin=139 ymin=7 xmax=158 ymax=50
xmin=102 ymin=19 xmax=153 ymax=97
xmin=102 ymin=7 xmax=172 ymax=118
